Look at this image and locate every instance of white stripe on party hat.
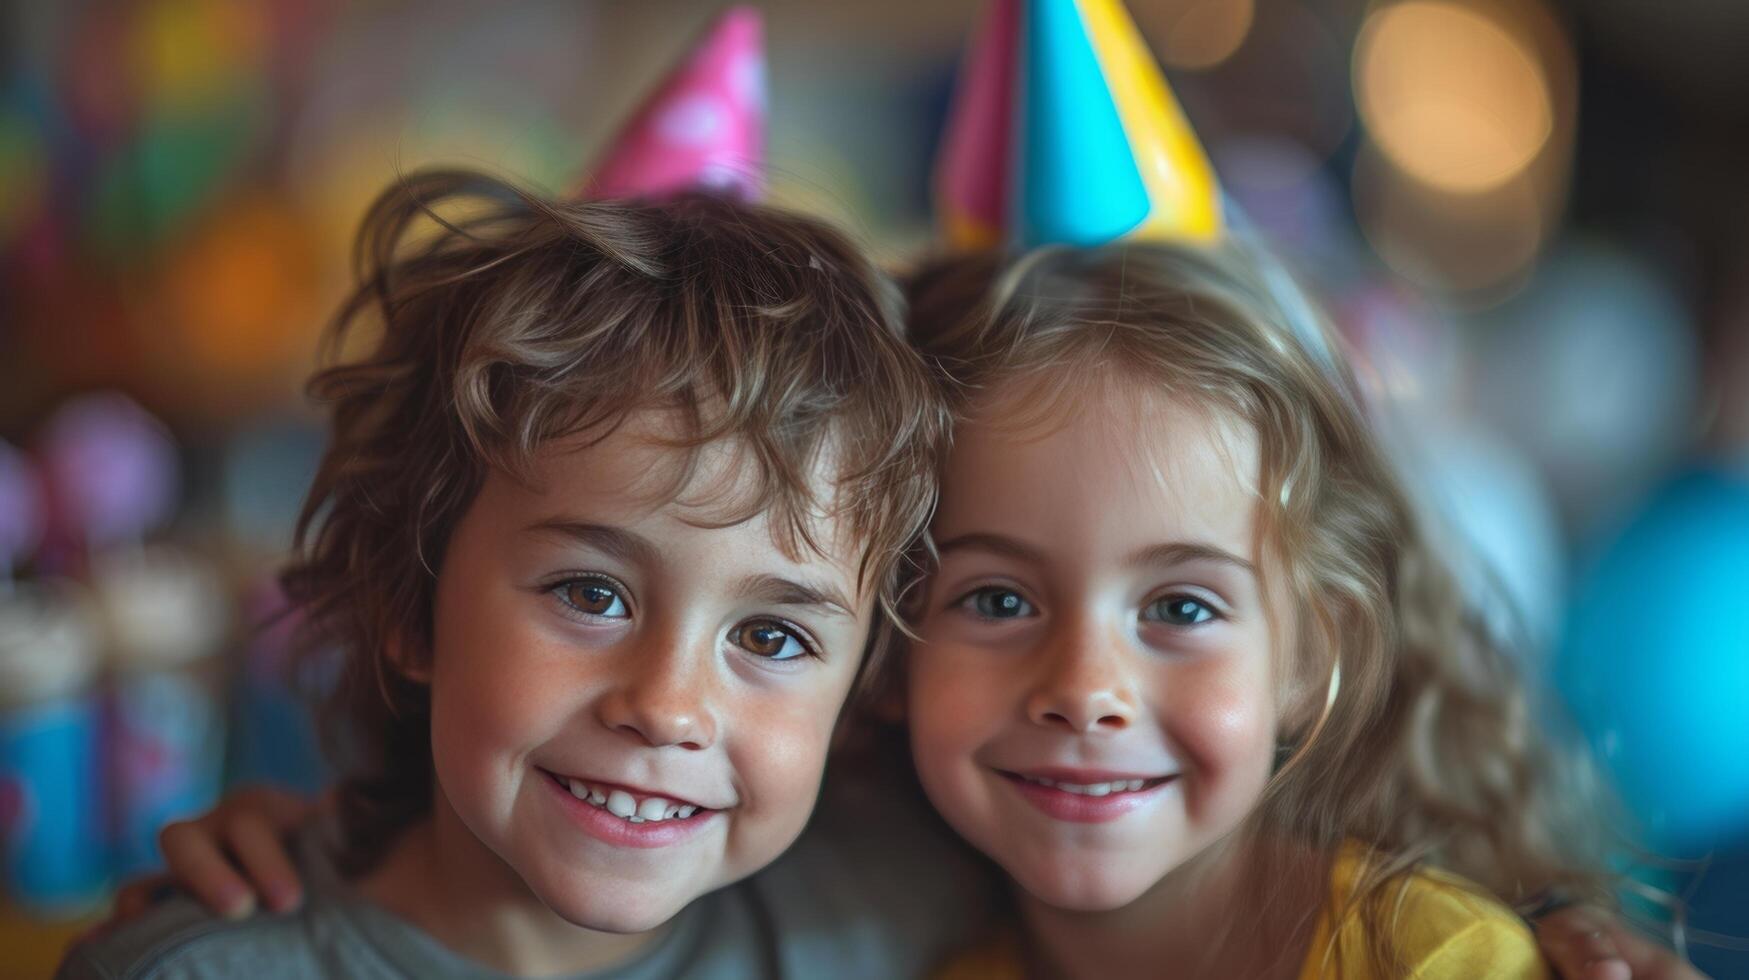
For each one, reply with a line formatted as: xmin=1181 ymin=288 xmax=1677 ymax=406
xmin=581 ymin=6 xmax=765 ymax=201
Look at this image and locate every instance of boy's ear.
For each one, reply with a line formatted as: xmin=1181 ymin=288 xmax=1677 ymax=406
xmin=384 ymin=631 xmax=434 ymax=684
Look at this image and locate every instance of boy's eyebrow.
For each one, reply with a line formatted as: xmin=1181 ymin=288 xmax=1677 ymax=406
xmin=1125 ymin=541 xmax=1256 ymax=577
xmin=741 ymin=574 xmax=856 ymax=619
xmin=523 ymin=519 xmax=659 ymax=567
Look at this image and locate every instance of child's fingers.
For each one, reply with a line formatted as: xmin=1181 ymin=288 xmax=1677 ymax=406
xmin=1606 ymin=923 xmax=1711 ymax=980
xmin=157 ymin=820 xmax=258 ymax=919
xmin=221 ymin=811 xmax=305 ymax=912
xmin=1534 ymin=906 xmax=1632 ymax=980
xmin=73 ymin=873 xmax=175 ymax=945
xmin=229 ymin=785 xmax=317 ymax=832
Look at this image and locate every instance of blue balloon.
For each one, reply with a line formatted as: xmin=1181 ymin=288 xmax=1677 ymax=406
xmin=1557 ymin=469 xmax=1749 ymax=850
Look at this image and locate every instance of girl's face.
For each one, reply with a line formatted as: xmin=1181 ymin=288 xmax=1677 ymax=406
xmin=908 ymin=376 xmax=1291 ymax=911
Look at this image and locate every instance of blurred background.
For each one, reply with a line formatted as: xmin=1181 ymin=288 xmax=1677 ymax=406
xmin=1 ymin=0 xmax=1745 ymax=976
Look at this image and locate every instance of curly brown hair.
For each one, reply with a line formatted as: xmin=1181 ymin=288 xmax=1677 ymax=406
xmin=902 ymin=243 xmax=1615 ymax=975
xmin=287 ymin=168 xmax=948 ymax=874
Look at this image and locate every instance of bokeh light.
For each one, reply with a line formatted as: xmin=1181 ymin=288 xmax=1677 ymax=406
xmin=1354 ymin=1 xmax=1552 ymax=194
xmin=1135 ymin=0 xmax=1255 ymax=71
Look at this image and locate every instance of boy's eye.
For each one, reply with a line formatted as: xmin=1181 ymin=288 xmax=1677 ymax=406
xmin=730 ymin=619 xmax=813 ymax=661
xmin=959 ymin=587 xmax=1035 ymax=620
xmin=1143 ymin=595 xmax=1216 ymax=626
xmin=555 ymin=578 xmax=629 ymax=619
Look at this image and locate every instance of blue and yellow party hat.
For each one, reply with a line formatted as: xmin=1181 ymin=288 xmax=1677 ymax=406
xmin=935 ymin=0 xmax=1223 ymax=249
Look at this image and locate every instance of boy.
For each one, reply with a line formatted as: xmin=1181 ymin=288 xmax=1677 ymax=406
xmin=57 ymin=167 xmax=967 ymax=978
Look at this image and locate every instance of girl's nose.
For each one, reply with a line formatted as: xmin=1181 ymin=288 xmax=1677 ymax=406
xmin=1024 ymin=622 xmax=1139 ymax=734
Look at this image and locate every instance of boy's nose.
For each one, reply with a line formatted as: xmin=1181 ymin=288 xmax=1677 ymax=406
xmin=1024 ymin=623 xmax=1139 ymax=734
xmin=596 ymin=641 xmax=718 ymax=750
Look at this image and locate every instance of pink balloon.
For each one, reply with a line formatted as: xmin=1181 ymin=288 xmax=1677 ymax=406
xmin=39 ymin=393 xmax=180 ymax=547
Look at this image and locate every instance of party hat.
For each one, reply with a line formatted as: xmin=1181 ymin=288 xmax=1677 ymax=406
xmin=935 ymin=0 xmax=1222 ymax=249
xmin=582 ymin=6 xmax=766 ymax=201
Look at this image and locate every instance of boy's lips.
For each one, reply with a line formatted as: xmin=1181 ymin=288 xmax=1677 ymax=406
xmin=538 ymin=769 xmax=721 ymax=812
xmin=540 ymin=770 xmax=722 ymax=849
xmin=994 ymin=767 xmax=1178 ymax=824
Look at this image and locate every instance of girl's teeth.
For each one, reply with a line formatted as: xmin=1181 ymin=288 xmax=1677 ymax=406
xmin=563 ymin=777 xmax=701 ymax=823
xmin=1022 ymin=776 xmax=1153 ymax=795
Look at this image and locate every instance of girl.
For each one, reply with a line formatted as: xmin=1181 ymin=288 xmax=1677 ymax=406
xmin=899 ymin=241 xmax=1619 ymax=978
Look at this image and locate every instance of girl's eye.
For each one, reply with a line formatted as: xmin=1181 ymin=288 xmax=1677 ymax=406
xmin=554 ymin=578 xmax=629 ymax=619
xmin=958 ymin=587 xmax=1035 ymax=620
xmin=1143 ymin=595 xmax=1217 ymax=626
xmin=730 ymin=619 xmax=815 ymax=661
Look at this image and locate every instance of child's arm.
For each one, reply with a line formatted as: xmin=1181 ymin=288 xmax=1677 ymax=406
xmin=102 ymin=786 xmax=314 ymax=928
xmin=102 ymin=792 xmax=1707 ymax=980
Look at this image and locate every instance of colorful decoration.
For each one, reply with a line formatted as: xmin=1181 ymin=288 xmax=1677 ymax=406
xmin=934 ymin=0 xmax=1223 ymax=249
xmin=95 ymin=545 xmax=232 ymax=875
xmin=582 ymin=6 xmax=766 ymax=201
xmin=0 ymin=583 xmax=107 ymax=914
xmin=38 ymin=393 xmax=180 ymax=551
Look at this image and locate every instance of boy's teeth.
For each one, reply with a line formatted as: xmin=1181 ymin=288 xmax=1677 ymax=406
xmin=605 ymin=790 xmax=637 ymax=818
xmin=563 ymin=777 xmax=701 ymax=823
xmin=1021 ymin=776 xmax=1150 ymax=795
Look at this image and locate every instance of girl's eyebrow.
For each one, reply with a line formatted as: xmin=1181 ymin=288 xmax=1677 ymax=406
xmin=1124 ymin=541 xmax=1255 ymax=577
xmin=936 ymin=531 xmax=1254 ymax=580
xmin=935 ymin=531 xmax=1046 ymax=565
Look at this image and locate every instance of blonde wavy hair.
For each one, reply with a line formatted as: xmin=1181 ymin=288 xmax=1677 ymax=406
xmin=901 ymin=243 xmax=1615 ymax=975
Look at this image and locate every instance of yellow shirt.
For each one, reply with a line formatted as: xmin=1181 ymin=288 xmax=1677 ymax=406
xmin=1298 ymin=846 xmax=1549 ymax=979
xmin=934 ymin=847 xmax=1548 ymax=980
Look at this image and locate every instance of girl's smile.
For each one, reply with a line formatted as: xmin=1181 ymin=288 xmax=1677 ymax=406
xmin=996 ymin=767 xmax=1180 ymax=824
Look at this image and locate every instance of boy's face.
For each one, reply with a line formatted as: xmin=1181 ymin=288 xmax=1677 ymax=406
xmin=423 ymin=409 xmax=873 ymax=933
xmin=907 ymin=378 xmax=1290 ymax=911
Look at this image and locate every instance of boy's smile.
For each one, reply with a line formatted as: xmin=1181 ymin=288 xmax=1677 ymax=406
xmin=413 ymin=406 xmax=874 ymax=936
xmin=908 ymin=375 xmax=1292 ymax=912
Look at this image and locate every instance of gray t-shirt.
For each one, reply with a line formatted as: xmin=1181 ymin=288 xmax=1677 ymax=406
xmin=58 ymin=771 xmax=995 ymax=980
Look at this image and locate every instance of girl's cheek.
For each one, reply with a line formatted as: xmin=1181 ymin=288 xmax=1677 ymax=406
xmin=1163 ymin=664 xmax=1278 ymax=795
xmin=907 ymin=647 xmax=1000 ymax=742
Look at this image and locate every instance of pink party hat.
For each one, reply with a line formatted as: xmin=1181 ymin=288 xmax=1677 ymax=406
xmin=582 ymin=6 xmax=766 ymax=201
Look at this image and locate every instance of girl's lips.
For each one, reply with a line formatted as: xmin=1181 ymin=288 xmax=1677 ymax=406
xmin=997 ymin=769 xmax=1177 ymax=824
xmin=541 ymin=770 xmax=718 ymax=849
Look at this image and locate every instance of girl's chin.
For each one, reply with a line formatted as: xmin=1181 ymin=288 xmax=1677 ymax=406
xmin=1013 ymin=866 xmax=1165 ymax=913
